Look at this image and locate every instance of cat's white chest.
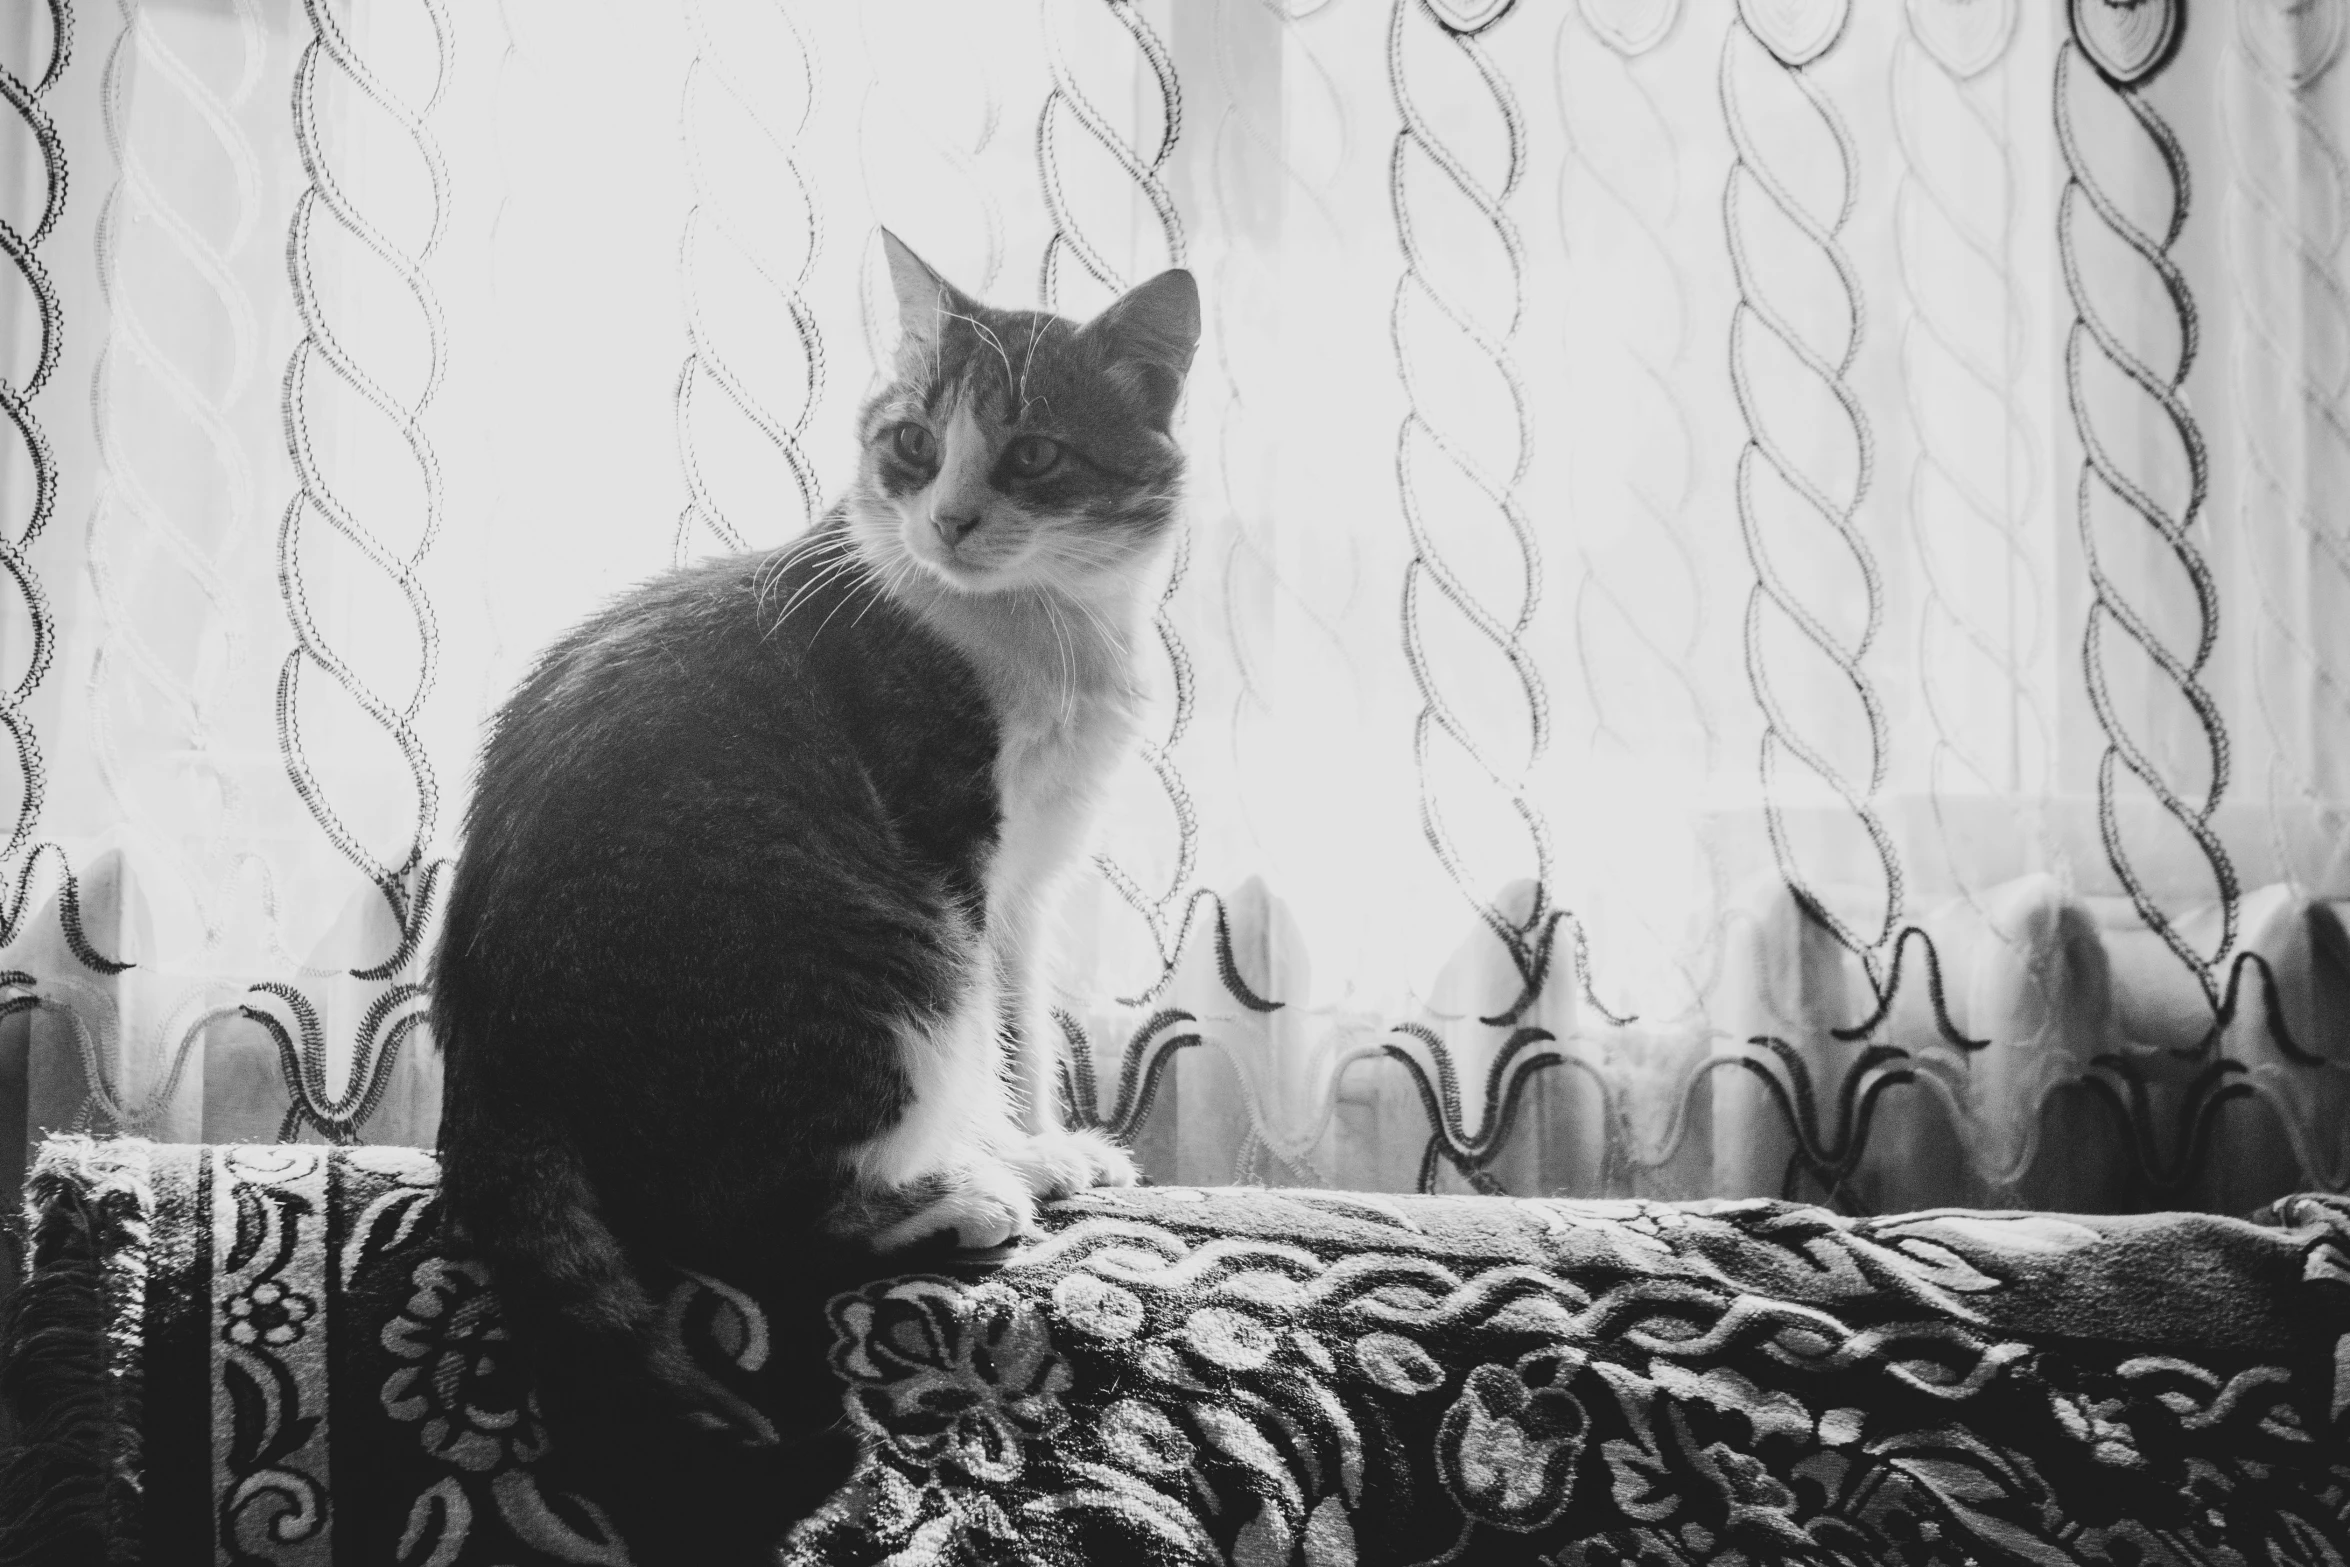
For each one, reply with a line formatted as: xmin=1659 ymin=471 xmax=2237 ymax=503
xmin=985 ymin=693 xmax=1134 ymax=921
xmin=906 ymin=586 xmax=1146 ymax=1009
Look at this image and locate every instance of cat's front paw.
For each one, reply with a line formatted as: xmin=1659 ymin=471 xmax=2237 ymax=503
xmin=858 ymin=1158 xmax=1037 ymax=1254
xmin=1007 ymin=1126 xmax=1140 ymax=1202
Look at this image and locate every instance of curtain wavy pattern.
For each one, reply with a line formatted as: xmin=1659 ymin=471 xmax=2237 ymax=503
xmin=0 ymin=0 xmax=2345 ymax=1222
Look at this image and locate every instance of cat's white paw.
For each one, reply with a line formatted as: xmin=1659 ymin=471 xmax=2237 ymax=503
xmin=864 ymin=1158 xmax=1037 ymax=1253
xmin=1007 ymin=1127 xmax=1140 ymax=1202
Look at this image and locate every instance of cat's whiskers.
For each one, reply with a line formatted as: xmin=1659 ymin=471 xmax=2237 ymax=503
xmin=764 ymin=556 xmax=861 ymax=635
xmin=1016 ymin=319 xmax=1051 ymax=425
xmin=809 ymin=558 xmax=885 ymax=645
xmin=840 ymin=559 xmax=891 ymax=633
xmin=764 ymin=547 xmax=873 ymax=642
xmin=919 ymin=286 xmax=951 ymax=389
xmin=760 ymin=529 xmax=857 ymax=597
xmin=1035 ymin=589 xmax=1078 ymax=727
xmin=852 ymin=552 xmax=924 ymax=634
xmin=780 ymin=531 xmax=896 ymax=640
xmin=1116 ymin=490 xmax=1187 ymax=519
xmin=1024 ymin=546 xmax=1122 ymax=628
xmin=754 ymin=533 xmax=833 ymax=611
xmin=943 ymin=308 xmax=1019 ymax=403
xmin=1044 ymin=529 xmax=1124 ymax=556
xmin=847 ymin=517 xmax=931 ymax=625
xmin=1040 ymin=544 xmax=1153 ymax=623
xmin=1054 ymin=582 xmax=1126 ymax=658
xmin=1045 ymin=536 xmax=1140 ymax=576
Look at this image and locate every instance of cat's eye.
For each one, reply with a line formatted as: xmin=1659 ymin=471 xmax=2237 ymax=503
xmin=1002 ymin=435 xmax=1062 ymax=480
xmin=890 ymin=423 xmax=936 ymax=467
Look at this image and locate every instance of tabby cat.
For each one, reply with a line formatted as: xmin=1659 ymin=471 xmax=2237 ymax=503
xmin=431 ymin=234 xmax=1197 ymax=1544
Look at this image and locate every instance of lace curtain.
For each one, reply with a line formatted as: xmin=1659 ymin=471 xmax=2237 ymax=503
xmin=1 ymin=0 xmax=2344 ymax=1223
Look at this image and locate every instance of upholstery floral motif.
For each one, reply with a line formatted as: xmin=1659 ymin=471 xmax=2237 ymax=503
xmin=787 ymin=1188 xmax=2350 ymax=1567
xmin=210 ymin=1143 xmax=335 ymax=1562
xmin=381 ymin=1256 xmax=550 ymax=1474
xmin=1436 ymin=1349 xmax=1589 ymax=1530
xmin=829 ymin=1278 xmax=1072 ymax=1484
xmin=222 ymin=1277 xmax=315 ymax=1349
xmin=339 ymin=1155 xmax=643 ymax=1565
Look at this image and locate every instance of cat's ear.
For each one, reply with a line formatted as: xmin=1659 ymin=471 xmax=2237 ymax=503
xmin=1083 ymin=268 xmax=1200 ymax=428
xmin=880 ymin=228 xmax=975 ymax=360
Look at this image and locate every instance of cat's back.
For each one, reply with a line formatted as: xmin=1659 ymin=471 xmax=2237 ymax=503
xmin=445 ymin=527 xmax=1002 ymax=981
xmin=476 ymin=531 xmax=984 ymax=819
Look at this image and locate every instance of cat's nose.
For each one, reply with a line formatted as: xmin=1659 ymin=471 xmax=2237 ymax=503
xmin=932 ymin=509 xmax=984 ymax=546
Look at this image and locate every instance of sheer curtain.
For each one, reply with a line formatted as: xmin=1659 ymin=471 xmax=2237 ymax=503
xmin=1 ymin=0 xmax=2344 ymax=1222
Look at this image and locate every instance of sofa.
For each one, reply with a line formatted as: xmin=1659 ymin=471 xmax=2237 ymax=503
xmin=3 ymin=1136 xmax=2346 ymax=1565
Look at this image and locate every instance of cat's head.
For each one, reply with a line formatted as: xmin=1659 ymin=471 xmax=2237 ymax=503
xmin=845 ymin=231 xmax=1199 ymax=605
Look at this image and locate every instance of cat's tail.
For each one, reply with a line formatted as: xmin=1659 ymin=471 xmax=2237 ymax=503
xmin=437 ymin=1105 xmax=778 ymax=1446
xmin=438 ymin=1104 xmax=861 ymax=1565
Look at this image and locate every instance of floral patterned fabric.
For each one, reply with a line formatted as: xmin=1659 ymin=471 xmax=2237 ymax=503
xmin=7 ymin=1141 xmax=2349 ymax=1566
xmin=792 ymin=1187 xmax=2350 ymax=1566
xmin=4 ymin=1138 xmax=651 ymax=1564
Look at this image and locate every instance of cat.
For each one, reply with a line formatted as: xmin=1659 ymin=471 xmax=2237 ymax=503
xmin=430 ymin=233 xmax=1197 ymax=1551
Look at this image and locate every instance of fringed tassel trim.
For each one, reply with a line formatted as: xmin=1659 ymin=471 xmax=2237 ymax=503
xmin=0 ymin=1136 xmax=156 ymax=1566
